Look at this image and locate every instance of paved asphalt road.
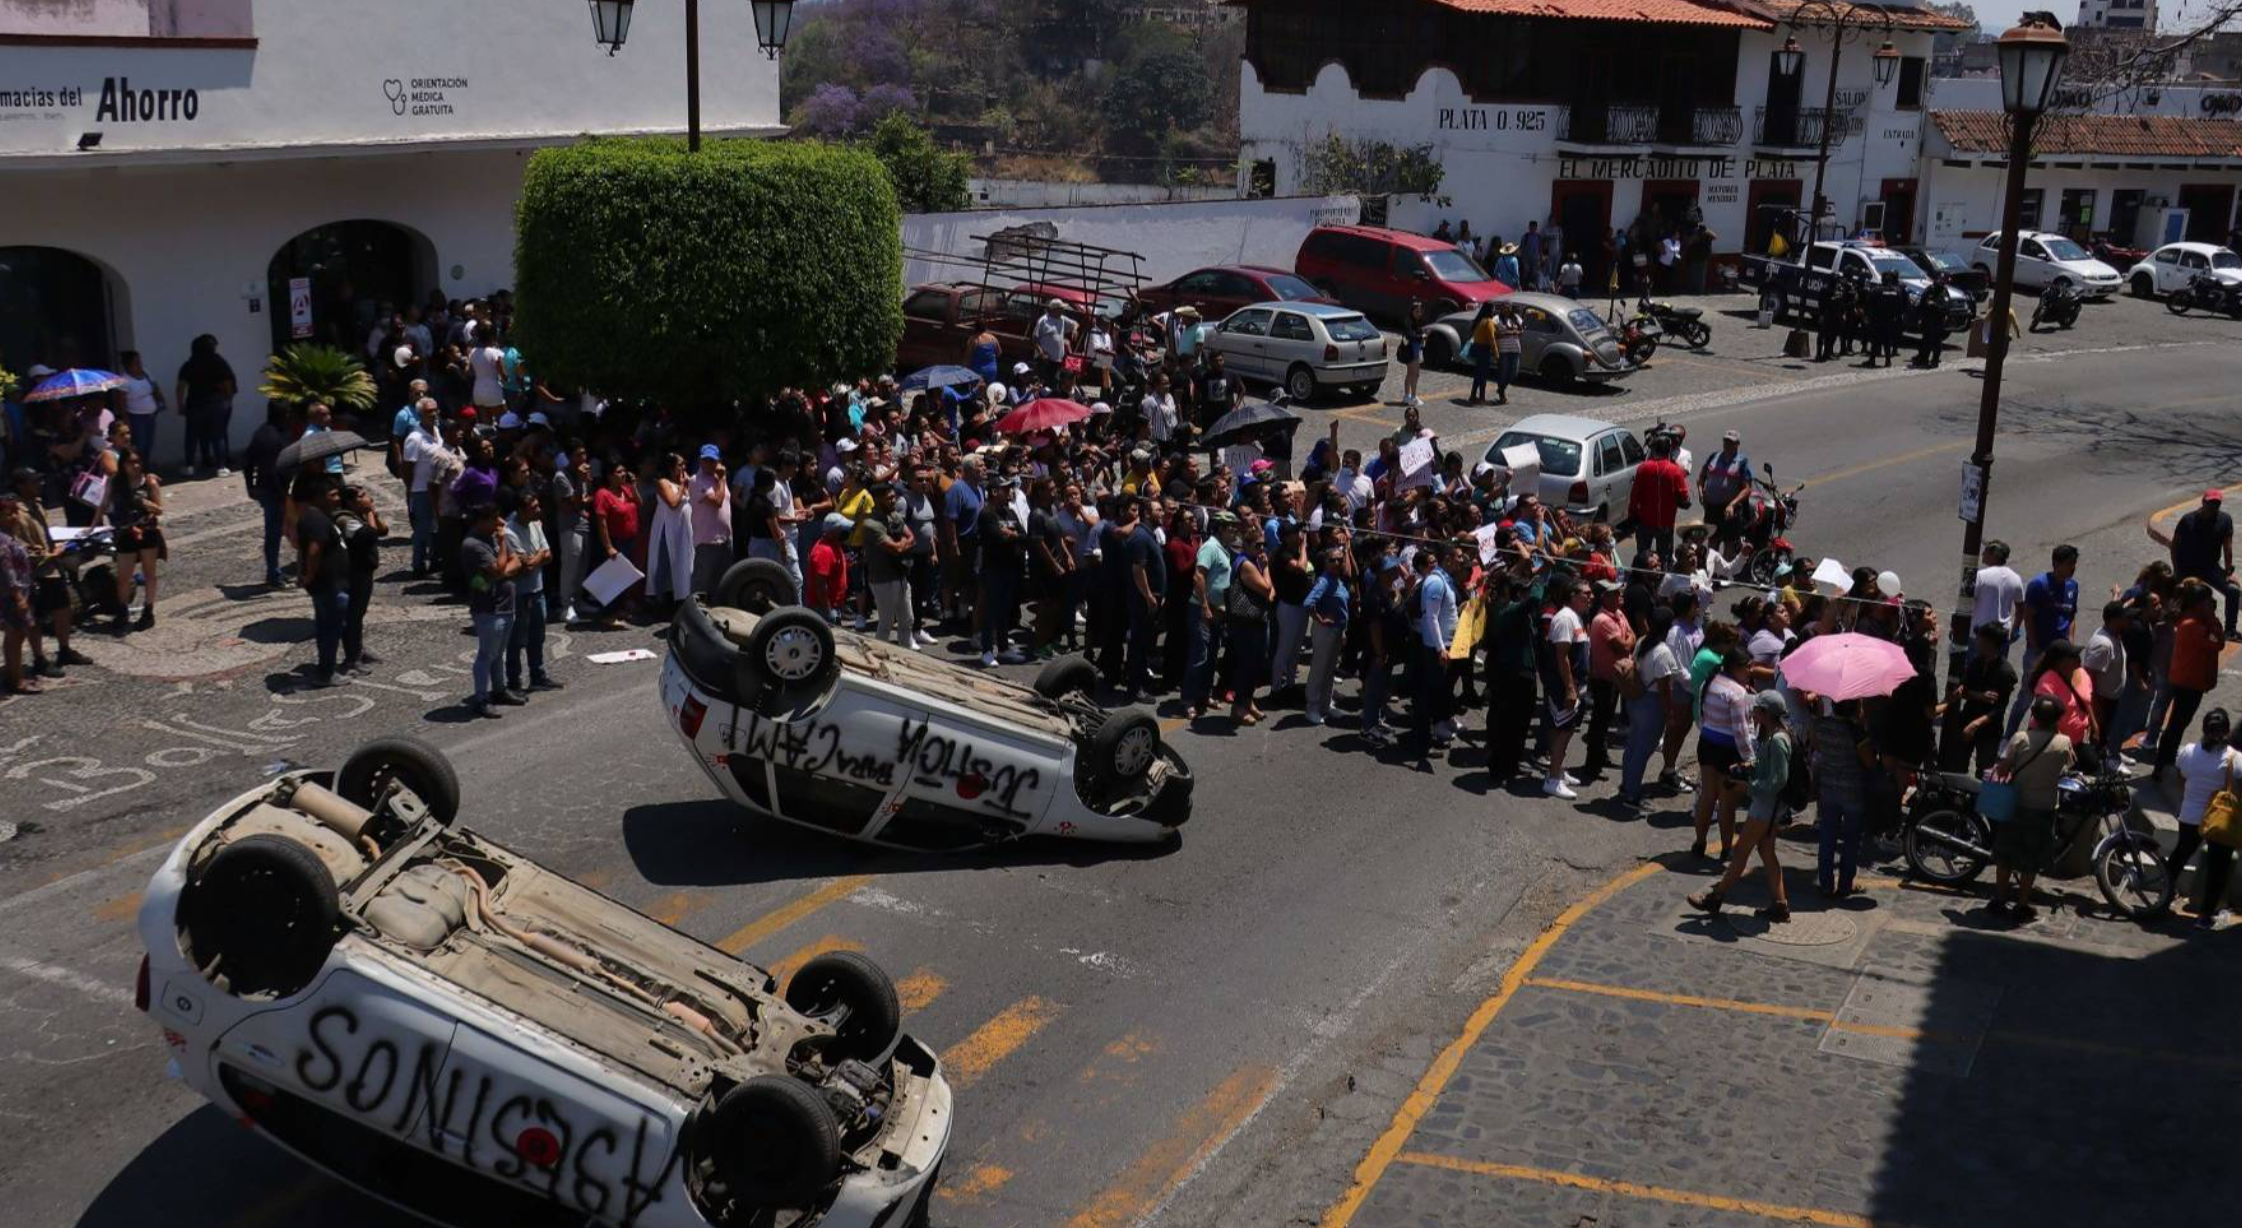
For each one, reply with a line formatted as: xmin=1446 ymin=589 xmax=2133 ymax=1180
xmin=3 ymin=293 xmax=2239 ymax=1228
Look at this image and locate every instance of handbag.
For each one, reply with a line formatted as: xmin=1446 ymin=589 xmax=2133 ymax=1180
xmin=1978 ymin=734 xmax=2052 ymax=824
xmin=2203 ymin=760 xmax=2242 ymax=849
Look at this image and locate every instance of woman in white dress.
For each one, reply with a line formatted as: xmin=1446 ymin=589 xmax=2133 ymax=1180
xmin=643 ymin=451 xmax=696 ymax=611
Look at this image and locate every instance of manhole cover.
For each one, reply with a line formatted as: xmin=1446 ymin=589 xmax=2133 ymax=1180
xmin=1738 ymin=910 xmax=1857 ymax=947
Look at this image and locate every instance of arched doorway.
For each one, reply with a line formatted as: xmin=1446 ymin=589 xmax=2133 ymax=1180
xmin=265 ymin=220 xmax=437 ymax=356
xmin=0 ymin=246 xmax=124 ymax=375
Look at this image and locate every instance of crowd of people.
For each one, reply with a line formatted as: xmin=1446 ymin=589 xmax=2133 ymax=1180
xmin=1431 ymin=210 xmax=1721 ymax=298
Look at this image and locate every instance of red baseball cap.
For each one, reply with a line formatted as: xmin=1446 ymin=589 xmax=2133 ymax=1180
xmin=457 ymin=407 xmax=478 ymax=420
xmin=2207 ymin=488 xmax=2224 ymax=503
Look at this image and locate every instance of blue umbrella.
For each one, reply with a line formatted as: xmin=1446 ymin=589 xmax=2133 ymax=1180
xmin=22 ymin=367 xmax=126 ymax=403
xmin=899 ymin=364 xmax=983 ymax=393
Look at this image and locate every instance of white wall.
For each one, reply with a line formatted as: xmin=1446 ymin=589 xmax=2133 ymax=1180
xmin=968 ymin=179 xmax=1238 ymax=207
xmin=1932 ymin=76 xmax=2242 ymax=119
xmin=0 ymin=0 xmax=779 ymax=161
xmin=902 ymin=194 xmax=1361 ymax=289
xmin=11 ymin=147 xmax=530 ymax=464
xmin=1917 ymin=161 xmax=2242 ymax=249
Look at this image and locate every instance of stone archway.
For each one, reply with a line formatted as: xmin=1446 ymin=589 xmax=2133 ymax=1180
xmin=264 ymin=219 xmax=439 ymax=357
xmin=0 ymin=245 xmax=130 ymax=374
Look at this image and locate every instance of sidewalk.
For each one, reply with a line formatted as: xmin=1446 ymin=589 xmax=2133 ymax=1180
xmin=1329 ymin=848 xmax=2242 ymax=1227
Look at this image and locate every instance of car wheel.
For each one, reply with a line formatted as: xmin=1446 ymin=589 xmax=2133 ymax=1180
xmin=784 ymin=950 xmax=901 ymax=1061
xmin=2131 ymin=273 xmax=2155 ymax=299
xmin=1768 ymin=291 xmax=1789 ymax=323
xmin=1033 ymin=654 xmax=1101 ymax=701
xmin=1591 ymin=504 xmax=1609 ymax=524
xmin=1431 ymin=298 xmax=1460 ymax=319
xmin=335 ymin=736 xmax=460 ymax=825
xmin=1422 ymin=332 xmax=1454 ymax=369
xmin=181 ymin=834 xmax=341 ymax=998
xmin=1285 ymin=364 xmax=1317 ymax=402
xmin=1141 ymin=755 xmax=1195 ymax=827
xmin=1090 ymin=712 xmax=1162 ymax=787
xmin=708 ymin=1076 xmax=842 ymax=1207
xmin=743 ymin=606 xmax=839 ymax=712
xmin=1539 ymin=354 xmax=1576 ymax=387
xmin=715 ymin=558 xmax=799 ymax=614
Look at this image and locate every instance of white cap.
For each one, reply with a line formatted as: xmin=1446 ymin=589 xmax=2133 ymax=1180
xmin=1013 ymin=362 xmax=1031 ymax=376
xmin=1091 ymin=401 xmax=1112 ymax=415
xmin=835 ymin=437 xmax=859 ymax=453
xmin=497 ymin=411 xmax=523 ymax=430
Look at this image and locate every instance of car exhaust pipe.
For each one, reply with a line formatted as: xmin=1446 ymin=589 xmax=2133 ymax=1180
xmin=283 ymin=780 xmax=377 ymax=844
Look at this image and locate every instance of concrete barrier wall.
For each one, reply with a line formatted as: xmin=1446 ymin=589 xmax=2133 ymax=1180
xmin=902 ymin=194 xmax=1361 ymax=290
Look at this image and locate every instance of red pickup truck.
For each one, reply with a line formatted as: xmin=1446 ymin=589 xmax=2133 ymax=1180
xmin=895 ymin=282 xmax=1128 ymax=374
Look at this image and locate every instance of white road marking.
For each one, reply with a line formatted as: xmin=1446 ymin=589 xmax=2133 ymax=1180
xmin=0 ymin=953 xmax=136 ymax=1007
xmin=0 ymin=845 xmax=170 ymax=917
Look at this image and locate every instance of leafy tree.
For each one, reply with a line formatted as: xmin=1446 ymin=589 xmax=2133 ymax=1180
xmin=865 ymin=113 xmax=972 ymax=212
xmin=858 ymin=83 xmax=918 ymax=130
xmin=258 ymin=344 xmax=378 ymax=414
xmin=796 ymin=83 xmax=861 ymax=137
xmin=1300 ymin=135 xmax=1450 ymax=205
xmin=1101 ymin=47 xmax=1213 ymax=154
xmin=514 ymin=138 xmax=903 ymax=409
xmin=1929 ymin=3 xmax=1980 ymax=54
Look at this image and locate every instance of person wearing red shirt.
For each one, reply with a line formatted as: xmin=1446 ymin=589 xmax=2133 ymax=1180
xmin=2155 ymin=582 xmax=2225 ymax=775
xmin=806 ymin=513 xmax=852 ymax=622
xmin=1627 ymin=438 xmax=1691 ymax=569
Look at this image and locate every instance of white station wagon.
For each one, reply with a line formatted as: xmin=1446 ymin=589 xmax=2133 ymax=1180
xmin=136 ymin=738 xmax=951 ymax=1228
xmin=661 ymin=561 xmax=1194 ymax=851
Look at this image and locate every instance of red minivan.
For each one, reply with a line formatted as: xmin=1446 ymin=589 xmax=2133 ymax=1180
xmin=1295 ymin=225 xmax=1512 ymax=322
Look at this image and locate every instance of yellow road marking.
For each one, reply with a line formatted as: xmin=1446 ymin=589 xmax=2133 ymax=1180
xmin=1318 ymin=860 xmax=1665 ymax=1228
xmin=92 ymin=891 xmax=143 ymax=925
xmin=39 ymin=823 xmax=191 ymax=886
xmin=1064 ymin=1063 xmax=1280 ymax=1228
xmin=765 ymin=934 xmax=865 ymax=989
xmin=574 ymin=868 xmax=613 ymax=892
xmin=1524 ymin=977 xmax=1830 ymax=1023
xmin=1391 ymin=1151 xmax=1884 ymax=1228
xmin=896 ymin=967 xmax=949 ymax=1012
xmin=941 ymin=996 xmax=1064 ymax=1090
xmin=933 ymin=1162 xmax=1015 ymax=1204
xmin=1805 ymin=439 xmax=1968 ymax=488
xmin=1159 ymin=715 xmax=1189 ymax=734
xmin=715 ymin=874 xmax=875 ymax=956
xmin=646 ymin=890 xmax=709 ymax=926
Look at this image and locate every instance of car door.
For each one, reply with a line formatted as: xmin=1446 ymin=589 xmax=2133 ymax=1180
xmin=1613 ymin=429 xmax=1646 ymax=516
xmin=2154 ymin=246 xmax=2182 ymax=293
xmin=1215 ymin=308 xmax=1276 ymax=379
xmin=877 ymin=710 xmax=1049 ymax=847
xmin=1169 ymin=269 xmax=1223 ymax=316
xmin=2180 ymin=249 xmax=2210 ymax=293
xmin=1212 ymin=271 xmax=1263 ymax=318
xmin=2016 ymin=237 xmax=2051 ymax=288
xmin=1518 ymin=306 xmax=1562 ymax=375
xmin=1593 ymin=432 xmax=1627 ymax=512
xmin=1268 ymin=310 xmax=1318 ymax=376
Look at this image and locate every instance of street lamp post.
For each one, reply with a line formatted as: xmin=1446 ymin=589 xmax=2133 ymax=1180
xmin=1948 ymin=16 xmax=2071 ymax=679
xmin=587 ymin=0 xmax=797 ymax=152
xmin=1772 ymin=4 xmax=1899 ymax=244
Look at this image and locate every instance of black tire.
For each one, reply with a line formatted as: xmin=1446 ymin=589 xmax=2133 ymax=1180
xmin=1142 ymin=755 xmax=1195 ymax=827
xmin=2167 ymin=293 xmax=2191 ymax=316
xmin=1422 ymin=331 xmax=1454 ymax=369
xmin=181 ymin=834 xmax=341 ymax=997
xmin=1540 ymin=354 xmax=1577 ymax=386
xmin=707 ymin=1076 xmax=842 ymax=1207
xmin=1902 ymin=807 xmax=1991 ymax=886
xmin=1033 ymin=655 xmax=1101 ymax=701
xmin=2093 ymin=834 xmax=2175 ymax=921
xmin=1746 ymin=548 xmax=1790 ymax=588
xmin=743 ymin=606 xmax=839 ymax=712
xmin=1680 ymin=321 xmax=1711 ymax=349
xmin=715 ymin=558 xmax=798 ymax=614
xmin=1769 ymin=291 xmax=1789 ymax=324
xmin=1285 ymin=364 xmax=1317 ymax=402
xmin=2131 ymin=273 xmax=2155 ymax=299
xmin=335 ymin=736 xmax=460 ymax=825
xmin=1089 ymin=712 xmax=1162 ymax=788
xmin=784 ymin=950 xmax=902 ymax=1061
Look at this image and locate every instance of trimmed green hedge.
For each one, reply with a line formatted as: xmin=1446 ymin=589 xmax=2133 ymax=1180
xmin=514 ymin=137 xmax=903 ymax=409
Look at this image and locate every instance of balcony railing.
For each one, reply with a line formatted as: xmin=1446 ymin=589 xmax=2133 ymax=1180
xmin=1684 ymin=105 xmax=1743 ymax=146
xmin=1558 ymin=103 xmax=1662 ymax=144
xmin=1754 ymin=106 xmax=1863 ymax=148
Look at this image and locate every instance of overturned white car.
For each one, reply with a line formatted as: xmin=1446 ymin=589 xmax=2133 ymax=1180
xmin=659 ymin=561 xmax=1193 ymax=851
xmin=135 ymin=738 xmax=951 ymax=1228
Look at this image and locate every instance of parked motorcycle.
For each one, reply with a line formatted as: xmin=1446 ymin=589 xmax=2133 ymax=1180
xmin=2028 ymin=281 xmax=2080 ymax=332
xmin=1637 ymin=297 xmax=1711 ymax=349
xmin=1735 ymin=462 xmax=1805 ymax=586
xmin=1901 ymin=763 xmax=2169 ymax=919
xmin=2165 ymin=271 xmax=2242 ymax=319
xmin=1613 ymin=313 xmax=1660 ymax=365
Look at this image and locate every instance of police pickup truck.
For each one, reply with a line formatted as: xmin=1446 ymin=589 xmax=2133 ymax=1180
xmin=1739 ymin=240 xmax=1975 ymax=333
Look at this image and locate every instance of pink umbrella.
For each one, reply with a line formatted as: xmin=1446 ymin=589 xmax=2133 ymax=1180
xmin=995 ymin=397 xmax=1091 ymax=435
xmin=1777 ymin=632 xmax=1916 ymax=701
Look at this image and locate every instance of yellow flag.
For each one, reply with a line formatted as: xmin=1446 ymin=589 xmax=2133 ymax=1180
xmin=1449 ymin=596 xmax=1486 ymax=657
xmin=1769 ymin=232 xmax=1790 ymax=258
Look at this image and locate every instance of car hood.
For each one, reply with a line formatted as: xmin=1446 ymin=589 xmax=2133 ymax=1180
xmin=2056 ymin=259 xmax=2121 ymax=279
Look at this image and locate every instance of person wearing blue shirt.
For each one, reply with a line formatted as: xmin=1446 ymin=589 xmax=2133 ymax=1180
xmin=303 ymin=402 xmax=346 ymax=475
xmin=1302 ymin=545 xmax=1353 ymax=725
xmin=1409 ymin=546 xmax=1461 ymax=756
xmin=2007 ymin=543 xmax=2081 ymax=737
xmin=389 ymin=379 xmax=428 ymax=490
xmin=941 ymin=458 xmax=986 ymax=624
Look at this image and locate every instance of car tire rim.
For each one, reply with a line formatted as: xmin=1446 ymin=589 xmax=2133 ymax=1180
xmin=1115 ymin=727 xmax=1156 ymax=777
xmin=1289 ymin=371 xmax=1313 ymax=399
xmin=766 ymin=627 xmax=823 ymax=682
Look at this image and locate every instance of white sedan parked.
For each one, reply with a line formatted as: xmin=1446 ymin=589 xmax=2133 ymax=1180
xmin=2125 ymin=241 xmax=2242 ymax=299
xmin=1971 ymin=230 xmax=2123 ymax=297
xmin=138 ymin=737 xmax=951 ymax=1227
xmin=1481 ymin=413 xmax=1647 ymax=522
xmin=1200 ymin=300 xmax=1389 ymax=402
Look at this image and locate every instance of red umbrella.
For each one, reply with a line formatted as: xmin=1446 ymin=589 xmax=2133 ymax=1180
xmin=995 ymin=397 xmax=1091 ymax=435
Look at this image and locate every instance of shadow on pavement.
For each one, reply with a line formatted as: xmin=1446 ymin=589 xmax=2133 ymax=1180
xmin=76 ymin=1107 xmax=381 ymax=1228
xmin=238 ymin=616 xmax=315 ymax=644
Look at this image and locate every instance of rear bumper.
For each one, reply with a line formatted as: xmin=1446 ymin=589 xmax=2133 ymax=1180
xmin=1315 ymin=361 xmax=1389 ymax=383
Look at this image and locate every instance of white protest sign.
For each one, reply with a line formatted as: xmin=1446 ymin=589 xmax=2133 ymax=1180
xmin=1500 ymin=443 xmax=1541 ymax=495
xmin=1811 ymin=557 xmax=1851 ymax=590
xmin=1473 ymin=521 xmax=1504 ymax=565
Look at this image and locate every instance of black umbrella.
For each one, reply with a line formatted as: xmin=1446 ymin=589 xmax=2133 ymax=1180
xmin=275 ymin=430 xmax=372 ymax=473
xmin=1199 ymin=397 xmax=1302 ymax=450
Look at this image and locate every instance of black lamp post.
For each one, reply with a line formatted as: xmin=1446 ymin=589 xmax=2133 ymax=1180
xmin=1772 ymin=3 xmax=1899 ymax=244
xmin=588 ymin=0 xmax=796 ymax=152
xmin=1948 ymin=15 xmax=2071 ymax=679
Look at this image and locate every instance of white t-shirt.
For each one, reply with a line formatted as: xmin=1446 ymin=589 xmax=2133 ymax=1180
xmin=2081 ymin=628 xmax=2127 ymax=698
xmin=1548 ymin=605 xmax=1586 ymax=646
xmin=1748 ymin=627 xmax=1792 ymax=665
xmin=122 ymin=375 xmax=160 ymax=418
xmin=1141 ymin=392 xmax=1178 ymax=443
xmin=1973 ymin=565 xmax=2025 ymax=635
xmin=469 ymin=346 xmax=507 ymax=406
xmin=1639 ymin=641 xmax=1682 ymax=687
xmin=2176 ymin=742 xmax=2240 ymax=826
xmin=402 ymin=429 xmax=443 ymax=492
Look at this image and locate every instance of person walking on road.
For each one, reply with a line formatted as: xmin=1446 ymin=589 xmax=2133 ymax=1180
xmin=1689 ymin=690 xmax=1795 ymax=922
xmin=100 ymin=447 xmax=163 ymax=632
xmin=2166 ymin=707 xmax=2241 ymax=930
xmin=1988 ymin=696 xmax=2075 ymax=922
xmin=2146 ymin=489 xmax=2238 ymax=639
xmin=241 ymin=403 xmax=296 ymax=588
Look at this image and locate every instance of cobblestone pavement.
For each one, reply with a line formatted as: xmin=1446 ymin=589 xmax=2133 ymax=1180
xmin=1329 ymin=841 xmax=2242 ymax=1228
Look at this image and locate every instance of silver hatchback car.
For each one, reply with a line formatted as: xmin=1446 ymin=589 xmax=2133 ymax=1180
xmin=1423 ymin=293 xmax=1633 ymax=386
xmin=1202 ymin=300 xmax=1390 ymax=402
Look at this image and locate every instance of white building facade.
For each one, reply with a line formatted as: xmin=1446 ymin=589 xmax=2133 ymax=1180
xmin=1235 ymin=0 xmax=1967 ymax=287
xmin=2076 ymin=0 xmax=2157 ymax=32
xmin=1 ymin=0 xmax=780 ymax=455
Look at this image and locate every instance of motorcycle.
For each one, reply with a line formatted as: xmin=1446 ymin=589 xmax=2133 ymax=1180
xmin=1734 ymin=462 xmax=1804 ymax=587
xmin=2028 ymin=281 xmax=2080 ymax=332
xmin=1637 ymin=297 xmax=1711 ymax=349
xmin=1613 ymin=313 xmax=1660 ymax=365
xmin=2165 ymin=271 xmax=2242 ymax=319
xmin=1901 ymin=762 xmax=2170 ymax=919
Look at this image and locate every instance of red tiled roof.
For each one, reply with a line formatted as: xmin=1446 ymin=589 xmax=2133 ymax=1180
xmin=1227 ymin=0 xmax=1771 ymax=25
xmin=1750 ymin=1 xmax=1977 ymax=32
xmin=1930 ymin=110 xmax=2242 ymax=159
